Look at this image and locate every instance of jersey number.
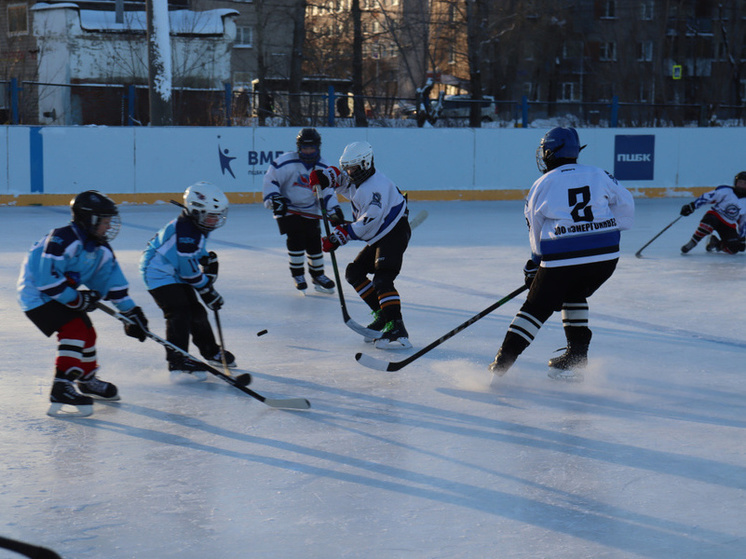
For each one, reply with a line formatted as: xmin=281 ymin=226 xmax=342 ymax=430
xmin=568 ymin=186 xmax=594 ymax=223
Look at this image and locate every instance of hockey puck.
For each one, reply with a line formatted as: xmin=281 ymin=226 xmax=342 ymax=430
xmin=256 ymin=329 xmax=268 ymax=337
xmin=235 ymin=373 xmax=252 ymax=386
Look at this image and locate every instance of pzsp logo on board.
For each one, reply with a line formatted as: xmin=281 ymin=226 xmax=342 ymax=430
xmin=614 ymin=135 xmax=655 ymax=180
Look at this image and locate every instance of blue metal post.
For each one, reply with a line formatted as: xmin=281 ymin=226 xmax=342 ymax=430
xmin=127 ymin=85 xmax=135 ymax=125
xmin=521 ymin=95 xmax=528 ymax=128
xmin=10 ymin=78 xmax=19 ymax=124
xmin=610 ymin=95 xmax=619 ymax=127
xmin=224 ymin=82 xmax=232 ymax=126
xmin=327 ymin=85 xmax=335 ymax=127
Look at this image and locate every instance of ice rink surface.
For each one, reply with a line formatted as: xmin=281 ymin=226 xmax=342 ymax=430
xmin=1 ymin=197 xmax=745 ymax=558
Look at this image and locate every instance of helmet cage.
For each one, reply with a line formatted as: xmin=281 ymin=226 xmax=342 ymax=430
xmin=296 ymin=128 xmax=321 ymax=165
xmin=339 ymin=141 xmax=375 ymax=184
xmin=70 ymin=190 xmax=121 ymax=243
xmin=183 ymin=182 xmax=229 ymax=232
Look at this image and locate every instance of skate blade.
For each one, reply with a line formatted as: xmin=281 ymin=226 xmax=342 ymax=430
xmin=374 ymin=338 xmax=413 ymax=350
xmin=207 ymin=359 xmax=237 ymax=369
xmin=547 ymin=369 xmax=584 ymax=383
xmin=47 ymin=402 xmax=93 ymax=418
xmin=170 ymin=370 xmax=208 ymax=384
xmin=313 ymin=284 xmax=335 ymax=294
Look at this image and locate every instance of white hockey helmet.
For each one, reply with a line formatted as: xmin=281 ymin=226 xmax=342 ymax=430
xmin=339 ymin=141 xmax=375 ymax=184
xmin=183 ymin=181 xmax=229 ymax=232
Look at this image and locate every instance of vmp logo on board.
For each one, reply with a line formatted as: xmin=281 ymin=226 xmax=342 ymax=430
xmin=614 ymin=135 xmax=655 ymax=180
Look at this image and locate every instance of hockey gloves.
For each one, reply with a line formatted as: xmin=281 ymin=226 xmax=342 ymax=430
xmin=680 ymin=202 xmax=696 ymax=216
xmin=197 ymin=283 xmax=224 ymax=310
xmin=269 ymin=194 xmax=289 ymax=217
xmin=309 ymin=167 xmax=342 ymax=190
xmin=322 ymin=225 xmax=350 ymax=252
xmin=329 ymin=206 xmax=345 ymax=226
xmin=523 ymin=259 xmax=539 ymax=289
xmin=122 ymin=306 xmax=149 ymax=342
xmin=67 ymin=290 xmax=101 ymax=312
xmin=199 ymin=251 xmax=219 ymax=283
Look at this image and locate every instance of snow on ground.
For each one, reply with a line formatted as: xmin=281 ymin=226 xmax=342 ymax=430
xmin=1 ymin=197 xmax=745 ymax=558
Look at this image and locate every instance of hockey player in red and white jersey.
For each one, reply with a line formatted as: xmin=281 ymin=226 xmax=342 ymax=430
xmin=490 ymin=127 xmax=635 ymax=381
xmin=680 ymin=171 xmax=746 ymax=254
xmin=309 ymin=141 xmax=412 ymax=349
xmin=262 ymin=128 xmax=344 ymax=293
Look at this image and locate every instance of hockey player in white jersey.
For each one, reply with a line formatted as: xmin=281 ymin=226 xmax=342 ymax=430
xmin=680 ymin=171 xmax=746 ymax=254
xmin=309 ymin=141 xmax=412 ymax=349
xmin=262 ymin=128 xmax=344 ymax=293
xmin=489 ymin=127 xmax=635 ymax=381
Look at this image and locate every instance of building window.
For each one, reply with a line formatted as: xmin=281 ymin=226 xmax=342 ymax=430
xmin=559 ymin=82 xmax=577 ymax=101
xmin=640 ymin=0 xmax=654 ymax=20
xmin=8 ymin=3 xmax=28 ymax=36
xmin=638 ymin=83 xmax=653 ymax=102
xmin=637 ymin=41 xmax=653 ymax=61
xmin=523 ymin=82 xmax=540 ymax=101
xmin=234 ymin=26 xmax=253 ymax=48
xmin=602 ymin=0 xmax=616 ymax=18
xmin=599 ymin=42 xmax=617 ymax=61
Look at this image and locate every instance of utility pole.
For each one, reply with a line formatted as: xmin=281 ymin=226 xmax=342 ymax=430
xmin=146 ymin=0 xmax=173 ymax=125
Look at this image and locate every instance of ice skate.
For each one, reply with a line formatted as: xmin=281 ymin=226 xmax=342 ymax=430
xmin=364 ymin=310 xmax=387 ymax=342
xmin=681 ymin=239 xmax=697 ymax=253
xmin=488 ymin=349 xmax=517 ymax=377
xmin=374 ymin=319 xmax=412 ymax=350
xmin=293 ymin=274 xmax=308 ymax=292
xmin=169 ymin=357 xmax=209 ymax=382
xmin=206 ymin=349 xmax=237 ymax=368
xmin=547 ymin=342 xmax=588 ymax=383
xmin=705 ymin=235 xmax=721 ymax=252
xmin=78 ymin=373 xmax=120 ymax=401
xmin=311 ymin=273 xmax=335 ymax=294
xmin=48 ymin=378 xmax=94 ymax=417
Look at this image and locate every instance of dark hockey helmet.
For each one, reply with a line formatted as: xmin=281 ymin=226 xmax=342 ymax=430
xmin=536 ymin=127 xmax=586 ymax=172
xmin=296 ymin=128 xmax=321 ymax=165
xmin=70 ymin=190 xmax=121 ymax=242
xmin=733 ymin=171 xmax=746 ymax=198
xmin=339 ymin=141 xmax=375 ymax=184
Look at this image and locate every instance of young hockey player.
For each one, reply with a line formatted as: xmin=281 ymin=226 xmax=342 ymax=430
xmin=680 ymin=171 xmax=746 ymax=254
xmin=18 ymin=190 xmax=149 ymax=417
xmin=140 ymin=182 xmax=234 ymax=381
xmin=489 ymin=127 xmax=635 ymax=381
xmin=310 ymin=140 xmax=412 ymax=350
xmin=262 ymin=128 xmax=344 ymax=293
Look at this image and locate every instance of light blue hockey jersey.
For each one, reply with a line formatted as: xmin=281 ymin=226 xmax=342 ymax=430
xmin=17 ymin=223 xmax=136 ymax=313
xmin=140 ymin=214 xmax=211 ymax=291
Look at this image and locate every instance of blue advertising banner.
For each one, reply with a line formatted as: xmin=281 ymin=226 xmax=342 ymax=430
xmin=614 ymin=135 xmax=655 ymax=181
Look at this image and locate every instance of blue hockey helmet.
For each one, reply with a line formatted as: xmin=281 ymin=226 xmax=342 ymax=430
xmin=536 ymin=127 xmax=585 ymax=172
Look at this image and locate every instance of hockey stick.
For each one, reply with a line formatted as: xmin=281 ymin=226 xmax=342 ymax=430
xmin=635 ymin=215 xmax=682 ymax=258
xmin=313 ymin=184 xmax=383 ymax=339
xmin=0 ymin=536 xmax=61 ymax=559
xmin=355 ymin=284 xmax=528 ymax=372
xmin=213 ymin=309 xmax=235 ymax=377
xmin=96 ymin=303 xmax=311 ymax=410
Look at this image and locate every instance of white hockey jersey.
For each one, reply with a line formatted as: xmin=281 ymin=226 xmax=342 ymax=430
xmin=333 ymin=170 xmax=407 ymax=244
xmin=262 ymin=152 xmax=340 ymax=215
xmin=526 ymin=163 xmax=635 ymax=268
xmin=691 ymin=185 xmax=742 ymax=226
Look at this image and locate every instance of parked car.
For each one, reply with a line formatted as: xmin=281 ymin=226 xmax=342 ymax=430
xmin=437 ymin=94 xmax=497 ymax=122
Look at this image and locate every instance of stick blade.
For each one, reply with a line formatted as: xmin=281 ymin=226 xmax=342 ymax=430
xmin=355 ymin=352 xmax=394 ymax=371
xmin=262 ymin=397 xmax=311 ymax=410
xmin=345 ymin=319 xmax=384 ymax=339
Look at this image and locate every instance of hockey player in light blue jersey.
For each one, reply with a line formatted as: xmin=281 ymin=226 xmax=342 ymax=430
xmin=140 ymin=182 xmax=233 ymax=381
xmin=310 ymin=141 xmax=412 ymax=350
xmin=18 ymin=190 xmax=149 ymax=417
